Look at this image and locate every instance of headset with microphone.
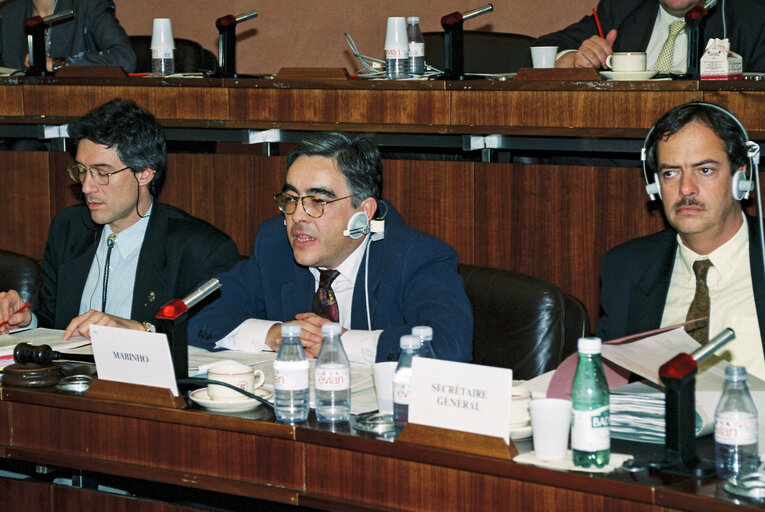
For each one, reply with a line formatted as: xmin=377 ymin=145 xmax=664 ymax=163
xmin=641 ymin=102 xmax=759 ymax=201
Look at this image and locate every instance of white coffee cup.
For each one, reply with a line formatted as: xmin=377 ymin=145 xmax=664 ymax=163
xmin=605 ymin=52 xmax=646 ymax=72
xmin=207 ymin=364 xmax=265 ymax=401
xmin=510 ymin=386 xmax=531 ymax=429
xmin=530 ymin=46 xmax=558 ymax=69
xmin=530 ymin=398 xmax=572 ymax=461
xmin=373 ymin=361 xmax=398 ymax=415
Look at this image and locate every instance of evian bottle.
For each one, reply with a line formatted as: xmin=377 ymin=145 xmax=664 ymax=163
xmin=314 ymin=322 xmax=350 ymax=423
xmin=273 ymin=323 xmax=310 ymax=423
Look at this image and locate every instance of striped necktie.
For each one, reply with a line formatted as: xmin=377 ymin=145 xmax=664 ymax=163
xmin=685 ymin=259 xmax=713 ymax=344
xmin=654 ymin=21 xmax=686 ymax=72
xmin=312 ymin=269 xmax=340 ymax=322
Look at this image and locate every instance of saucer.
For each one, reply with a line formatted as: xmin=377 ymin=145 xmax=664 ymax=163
xmin=189 ymin=387 xmax=272 ymax=413
xmin=599 ymin=70 xmax=658 ymax=81
xmin=510 ymin=424 xmax=533 ymax=440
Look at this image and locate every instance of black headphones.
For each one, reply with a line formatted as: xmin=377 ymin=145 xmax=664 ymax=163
xmin=641 ymin=102 xmax=760 ymax=201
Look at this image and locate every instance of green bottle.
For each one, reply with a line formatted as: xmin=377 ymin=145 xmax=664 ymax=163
xmin=571 ymin=337 xmax=610 ymax=468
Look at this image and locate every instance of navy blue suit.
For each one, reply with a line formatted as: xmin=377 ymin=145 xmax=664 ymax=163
xmin=188 ymin=201 xmax=474 ymax=363
xmin=596 ymin=215 xmax=765 ymax=353
xmin=533 ymin=0 xmax=765 ymax=72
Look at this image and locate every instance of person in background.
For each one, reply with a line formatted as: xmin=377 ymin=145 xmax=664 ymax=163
xmin=532 ymin=0 xmax=765 ymax=72
xmin=189 ymin=132 xmax=473 ymax=365
xmin=0 ymin=0 xmax=136 ymax=72
xmin=0 ymin=99 xmax=239 ymax=338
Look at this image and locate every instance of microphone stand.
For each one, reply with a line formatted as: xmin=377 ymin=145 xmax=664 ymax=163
xmin=24 ymin=9 xmax=74 ymax=76
xmin=214 ymin=9 xmax=258 ymax=78
xmin=438 ymin=4 xmax=493 ymax=80
xmin=677 ymin=4 xmax=708 ymax=80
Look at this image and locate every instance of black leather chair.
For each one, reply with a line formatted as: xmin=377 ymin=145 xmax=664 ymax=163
xmin=128 ymin=36 xmax=218 ymax=75
xmin=459 ymin=264 xmax=589 ymax=380
xmin=423 ymin=31 xmax=534 ymax=74
xmin=0 ymin=249 xmax=41 ymax=312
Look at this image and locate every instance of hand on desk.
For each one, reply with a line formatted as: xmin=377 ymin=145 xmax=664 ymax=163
xmin=0 ymin=290 xmax=32 ymax=334
xmin=556 ymin=29 xmax=617 ymax=69
xmin=265 ymin=312 xmax=346 ymax=358
xmin=62 ymin=310 xmax=144 ymax=340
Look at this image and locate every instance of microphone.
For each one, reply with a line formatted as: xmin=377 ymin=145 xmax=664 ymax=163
xmin=683 ymin=4 xmax=708 ymax=80
xmin=215 ymin=8 xmax=258 ymax=78
xmin=439 ymin=4 xmax=494 ymax=80
xmin=24 ymin=9 xmax=75 ymax=76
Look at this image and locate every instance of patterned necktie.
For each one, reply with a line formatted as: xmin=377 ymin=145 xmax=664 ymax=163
xmin=312 ymin=269 xmax=340 ymax=322
xmin=685 ymin=259 xmax=713 ymax=344
xmin=101 ymin=234 xmax=117 ymax=312
xmin=654 ymin=21 xmax=686 ymax=72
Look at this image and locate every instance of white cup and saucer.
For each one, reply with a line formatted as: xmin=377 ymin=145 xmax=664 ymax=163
xmin=510 ymin=385 xmax=533 ymax=439
xmin=600 ymin=52 xmax=658 ymax=81
xmin=189 ymin=363 xmax=272 ymax=413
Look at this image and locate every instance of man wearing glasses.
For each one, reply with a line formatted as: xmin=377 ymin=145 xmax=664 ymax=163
xmin=189 ymin=132 xmax=472 ymax=364
xmin=0 ymin=99 xmax=239 ymax=338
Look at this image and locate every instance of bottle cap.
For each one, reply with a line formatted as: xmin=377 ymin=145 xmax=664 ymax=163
xmin=412 ymin=325 xmax=432 ymax=340
xmin=577 ymin=336 xmax=602 ymax=354
xmin=725 ymin=365 xmax=748 ymax=381
xmin=400 ymin=334 xmax=422 ymax=350
xmin=322 ymin=322 xmax=342 ymax=336
xmin=281 ymin=323 xmax=300 ymax=337
xmin=407 ymin=16 xmax=420 ymax=24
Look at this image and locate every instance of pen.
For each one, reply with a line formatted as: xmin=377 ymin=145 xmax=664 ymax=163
xmin=592 ymin=7 xmax=605 ymax=38
xmin=0 ymin=302 xmax=30 ymax=329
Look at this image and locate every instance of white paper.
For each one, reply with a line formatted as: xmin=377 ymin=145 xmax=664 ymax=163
xmin=90 ymin=325 xmax=179 ymax=396
xmin=408 ymin=358 xmax=513 ymax=444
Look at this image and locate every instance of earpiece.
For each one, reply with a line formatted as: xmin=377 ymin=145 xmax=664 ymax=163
xmin=343 ymin=211 xmax=370 ymax=239
xmin=642 ymin=102 xmax=757 ymax=202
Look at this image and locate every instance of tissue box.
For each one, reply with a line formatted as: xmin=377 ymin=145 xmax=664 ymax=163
xmin=701 ymin=49 xmax=743 ymax=80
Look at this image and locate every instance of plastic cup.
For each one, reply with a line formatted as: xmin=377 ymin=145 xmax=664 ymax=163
xmin=530 ymin=46 xmax=558 ymax=69
xmin=151 ymin=18 xmax=175 ymax=50
xmin=530 ymin=398 xmax=572 ymax=461
xmin=373 ymin=361 xmax=398 ymax=414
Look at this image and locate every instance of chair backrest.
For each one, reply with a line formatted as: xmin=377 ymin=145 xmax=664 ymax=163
xmin=423 ymin=31 xmax=534 ymax=74
xmin=0 ymin=249 xmax=41 ymax=312
xmin=128 ymin=36 xmax=218 ymax=75
xmin=458 ymin=264 xmax=589 ymax=380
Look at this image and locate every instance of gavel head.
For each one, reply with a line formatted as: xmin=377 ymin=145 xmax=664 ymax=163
xmin=13 ymin=343 xmax=55 ymax=366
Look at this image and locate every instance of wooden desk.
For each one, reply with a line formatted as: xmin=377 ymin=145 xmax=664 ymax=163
xmin=0 ymin=77 xmax=763 ymax=327
xmin=0 ymin=385 xmax=760 ymax=511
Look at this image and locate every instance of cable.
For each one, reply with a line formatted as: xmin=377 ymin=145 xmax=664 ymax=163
xmin=344 ymin=32 xmax=443 ymax=79
xmin=178 ymin=378 xmax=274 ymax=408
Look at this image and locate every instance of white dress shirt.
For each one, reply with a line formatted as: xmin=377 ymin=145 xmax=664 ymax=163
xmin=661 ymin=213 xmax=764 ymax=380
xmin=215 ymin=235 xmax=383 ymax=366
xmin=646 ymin=6 xmax=688 ymax=73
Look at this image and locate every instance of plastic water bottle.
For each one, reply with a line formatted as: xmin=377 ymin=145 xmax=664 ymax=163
xmin=411 ymin=325 xmax=435 ymax=358
xmin=571 ymin=337 xmax=610 ymax=468
xmin=715 ymin=365 xmax=760 ymax=480
xmin=315 ymin=322 xmax=350 ymax=423
xmin=384 ymin=16 xmax=409 ymax=80
xmin=151 ymin=48 xmax=175 ymax=76
xmin=407 ymin=17 xmax=425 ymax=76
xmin=393 ymin=334 xmax=423 ymax=430
xmin=273 ymin=323 xmax=310 ymax=423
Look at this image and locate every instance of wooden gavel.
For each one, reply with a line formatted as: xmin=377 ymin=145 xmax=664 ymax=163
xmin=13 ymin=343 xmax=94 ymax=366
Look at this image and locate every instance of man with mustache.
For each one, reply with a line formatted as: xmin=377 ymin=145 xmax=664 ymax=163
xmin=189 ymin=132 xmax=473 ymax=365
xmin=0 ymin=99 xmax=239 ymax=338
xmin=597 ymin=102 xmax=765 ymax=378
xmin=532 ymin=0 xmax=765 ymax=72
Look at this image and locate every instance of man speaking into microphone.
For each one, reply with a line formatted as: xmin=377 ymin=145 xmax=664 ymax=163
xmin=189 ymin=132 xmax=473 ymax=365
xmin=0 ymin=99 xmax=239 ymax=338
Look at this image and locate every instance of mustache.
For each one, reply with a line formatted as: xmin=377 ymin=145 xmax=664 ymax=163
xmin=674 ymin=196 xmax=703 ymax=209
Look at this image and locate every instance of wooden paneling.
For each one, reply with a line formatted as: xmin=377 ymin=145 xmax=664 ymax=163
xmin=22 ymin=85 xmax=229 ymax=120
xmin=0 ymin=478 xmax=52 ymax=510
xmin=0 ymin=85 xmax=23 ymax=116
xmin=0 ymin=151 xmax=51 ymax=259
xmin=450 ymin=91 xmax=701 ymax=129
xmin=702 ymin=90 xmax=765 ymax=132
xmin=54 ymin=487 xmax=201 ymax=512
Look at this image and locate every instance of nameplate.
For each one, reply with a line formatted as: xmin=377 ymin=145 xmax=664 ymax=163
xmin=409 ymin=358 xmax=513 ymax=444
xmin=91 ymin=325 xmax=179 ymax=396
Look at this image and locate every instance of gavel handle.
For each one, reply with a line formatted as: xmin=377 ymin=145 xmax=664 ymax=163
xmin=13 ymin=343 xmax=95 ymax=366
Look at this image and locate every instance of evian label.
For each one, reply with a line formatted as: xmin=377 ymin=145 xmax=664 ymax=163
xmin=572 ymin=406 xmax=610 ymax=451
xmin=315 ymin=364 xmax=350 ymax=392
xmin=393 ymin=367 xmax=412 ymax=405
xmin=715 ymin=412 xmax=758 ymax=445
xmin=273 ymin=360 xmax=309 ymax=391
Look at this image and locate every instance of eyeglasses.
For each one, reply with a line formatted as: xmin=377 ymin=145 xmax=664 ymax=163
xmin=274 ymin=192 xmax=352 ymax=218
xmin=67 ymin=163 xmax=131 ymax=185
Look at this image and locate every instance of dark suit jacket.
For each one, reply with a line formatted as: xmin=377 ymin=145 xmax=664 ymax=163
xmin=37 ymin=202 xmax=239 ymax=328
xmin=188 ymin=201 xmax=474 ymax=363
xmin=533 ymin=0 xmax=765 ymax=72
xmin=596 ymin=215 xmax=765 ymax=351
xmin=0 ymin=0 xmax=135 ymax=71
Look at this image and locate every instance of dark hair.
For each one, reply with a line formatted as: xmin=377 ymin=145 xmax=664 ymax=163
xmin=286 ymin=132 xmax=382 ymax=207
xmin=68 ymin=99 xmax=166 ymax=195
xmin=645 ymin=101 xmax=749 ymax=175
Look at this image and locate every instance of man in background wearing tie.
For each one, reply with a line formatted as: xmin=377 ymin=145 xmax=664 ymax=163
xmin=188 ymin=132 xmax=473 ymax=365
xmin=532 ymin=0 xmax=765 ymax=73
xmin=0 ymin=99 xmax=239 ymax=338
xmin=597 ymin=102 xmax=765 ymax=379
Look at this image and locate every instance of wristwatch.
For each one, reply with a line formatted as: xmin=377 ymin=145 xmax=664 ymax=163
xmin=142 ymin=321 xmax=156 ymax=333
